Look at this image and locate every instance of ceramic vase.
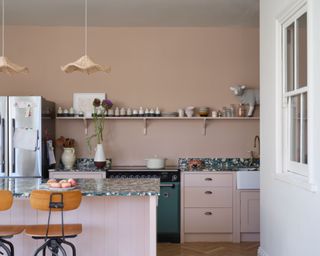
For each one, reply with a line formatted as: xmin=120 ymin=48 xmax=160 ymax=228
xmin=94 ymin=144 xmax=106 ymax=169
xmin=61 ymin=147 xmax=76 ymax=169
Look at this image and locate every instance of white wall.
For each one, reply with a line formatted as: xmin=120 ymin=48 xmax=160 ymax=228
xmin=260 ymin=0 xmax=320 ymax=255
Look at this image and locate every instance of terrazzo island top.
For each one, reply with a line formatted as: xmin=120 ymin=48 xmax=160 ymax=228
xmin=0 ymin=178 xmax=160 ymax=198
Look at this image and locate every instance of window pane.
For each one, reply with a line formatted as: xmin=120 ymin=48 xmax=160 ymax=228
xmin=298 ymin=13 xmax=307 ymax=88
xmin=290 ymin=95 xmax=301 ymax=162
xmin=286 ymin=23 xmax=295 ymax=92
xmin=302 ymin=93 xmax=308 ymax=164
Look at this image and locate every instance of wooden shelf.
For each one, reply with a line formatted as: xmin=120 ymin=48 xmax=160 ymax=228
xmin=56 ymin=116 xmax=259 ymax=135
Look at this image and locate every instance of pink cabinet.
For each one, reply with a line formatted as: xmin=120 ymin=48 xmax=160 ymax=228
xmin=185 ymin=208 xmax=232 ymax=233
xmin=182 ymin=172 xmax=236 ymax=242
xmin=185 ymin=187 xmax=232 ymax=207
xmin=240 ymin=191 xmax=260 ymax=233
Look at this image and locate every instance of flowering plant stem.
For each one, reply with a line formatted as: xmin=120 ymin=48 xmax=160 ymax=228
xmin=87 ymin=98 xmax=113 ymax=154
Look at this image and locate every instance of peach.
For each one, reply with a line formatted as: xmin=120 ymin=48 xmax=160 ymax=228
xmin=68 ymin=179 xmax=77 ymax=186
xmin=47 ymin=179 xmax=57 ymax=184
xmin=61 ymin=182 xmax=72 ymax=188
xmin=49 ymin=182 xmax=61 ymax=188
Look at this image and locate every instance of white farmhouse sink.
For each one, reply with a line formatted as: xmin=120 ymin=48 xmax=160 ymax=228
xmin=236 ymin=168 xmax=260 ymax=189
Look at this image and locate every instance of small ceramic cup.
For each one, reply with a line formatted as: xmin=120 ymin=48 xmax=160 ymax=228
xmin=212 ymin=111 xmax=217 ymax=117
xmin=178 ymin=109 xmax=185 ymax=117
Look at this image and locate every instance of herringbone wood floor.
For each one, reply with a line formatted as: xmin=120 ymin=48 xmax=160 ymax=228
xmin=157 ymin=242 xmax=259 ymax=256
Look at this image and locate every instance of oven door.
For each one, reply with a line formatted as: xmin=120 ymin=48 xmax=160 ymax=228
xmin=157 ymin=182 xmax=180 ymax=243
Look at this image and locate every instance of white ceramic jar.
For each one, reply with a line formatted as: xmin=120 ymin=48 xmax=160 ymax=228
xmin=61 ymin=147 xmax=76 ymax=169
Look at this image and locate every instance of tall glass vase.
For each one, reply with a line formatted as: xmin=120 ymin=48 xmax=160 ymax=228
xmin=94 ymin=144 xmax=106 ymax=169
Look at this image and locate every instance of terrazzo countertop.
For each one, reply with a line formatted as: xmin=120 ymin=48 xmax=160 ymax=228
xmin=0 ymin=178 xmax=160 ymax=198
xmin=50 ymin=169 xmax=106 ymax=172
xmin=180 ymin=168 xmax=237 ymax=172
xmin=180 ymin=167 xmax=260 ymax=172
xmin=179 ymin=157 xmax=260 ymax=172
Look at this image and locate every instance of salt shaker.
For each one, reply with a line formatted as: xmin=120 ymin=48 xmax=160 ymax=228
xmin=139 ymin=107 xmax=144 ymax=117
xmin=149 ymin=108 xmax=155 ymax=117
xmin=145 ymin=108 xmax=150 ymax=117
xmin=115 ymin=107 xmax=120 ymax=116
xmin=120 ymin=107 xmax=126 ymax=116
xmin=57 ymin=107 xmax=63 ymax=117
xmin=155 ymin=107 xmax=161 ymax=117
xmin=127 ymin=108 xmax=132 ymax=116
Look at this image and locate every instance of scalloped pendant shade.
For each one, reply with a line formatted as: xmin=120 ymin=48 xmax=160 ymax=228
xmin=61 ymin=0 xmax=110 ymax=75
xmin=0 ymin=56 xmax=28 ymax=74
xmin=0 ymin=0 xmax=28 ymax=75
xmin=61 ymin=55 xmax=111 ymax=74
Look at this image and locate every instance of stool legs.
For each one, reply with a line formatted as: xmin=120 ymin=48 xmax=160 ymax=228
xmin=60 ymin=240 xmax=76 ymax=256
xmin=0 ymin=238 xmax=14 ymax=256
xmin=0 ymin=241 xmax=11 ymax=256
xmin=1 ymin=240 xmax=13 ymax=256
xmin=34 ymin=239 xmax=69 ymax=256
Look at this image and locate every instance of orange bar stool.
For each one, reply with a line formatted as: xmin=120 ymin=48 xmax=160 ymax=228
xmin=0 ymin=190 xmax=24 ymax=256
xmin=25 ymin=190 xmax=82 ymax=256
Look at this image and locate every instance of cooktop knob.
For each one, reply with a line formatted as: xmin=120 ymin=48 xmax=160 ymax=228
xmin=172 ymin=175 xmax=178 ymax=181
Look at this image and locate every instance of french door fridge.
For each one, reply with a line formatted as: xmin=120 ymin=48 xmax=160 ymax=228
xmin=0 ymin=96 xmax=55 ymax=178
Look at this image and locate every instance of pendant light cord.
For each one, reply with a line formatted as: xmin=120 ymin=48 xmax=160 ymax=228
xmin=85 ymin=0 xmax=87 ymax=57
xmin=2 ymin=0 xmax=4 ymax=56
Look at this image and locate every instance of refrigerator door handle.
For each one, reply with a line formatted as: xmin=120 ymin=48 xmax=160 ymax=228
xmin=36 ymin=130 xmax=40 ymax=150
xmin=0 ymin=118 xmax=4 ymax=173
xmin=11 ymin=118 xmax=15 ymax=173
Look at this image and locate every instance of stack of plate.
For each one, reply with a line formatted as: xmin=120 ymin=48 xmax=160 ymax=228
xmin=161 ymin=112 xmax=179 ymax=117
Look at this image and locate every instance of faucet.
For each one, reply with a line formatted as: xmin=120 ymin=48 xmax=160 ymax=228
xmin=254 ymin=135 xmax=260 ymax=158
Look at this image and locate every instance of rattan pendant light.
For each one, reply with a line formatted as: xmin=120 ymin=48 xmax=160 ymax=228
xmin=0 ymin=0 xmax=28 ymax=74
xmin=61 ymin=0 xmax=111 ymax=74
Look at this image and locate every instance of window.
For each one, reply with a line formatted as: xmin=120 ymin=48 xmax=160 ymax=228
xmin=281 ymin=5 xmax=308 ymax=176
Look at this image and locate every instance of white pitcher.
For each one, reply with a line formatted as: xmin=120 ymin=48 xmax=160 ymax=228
xmin=61 ymin=147 xmax=76 ymax=170
xmin=94 ymin=144 xmax=106 ymax=168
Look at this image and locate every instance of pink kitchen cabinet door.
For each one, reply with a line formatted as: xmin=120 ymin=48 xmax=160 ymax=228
xmin=240 ymin=191 xmax=260 ymax=233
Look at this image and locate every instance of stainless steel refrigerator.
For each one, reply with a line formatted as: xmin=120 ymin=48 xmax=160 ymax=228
xmin=0 ymin=96 xmax=55 ymax=178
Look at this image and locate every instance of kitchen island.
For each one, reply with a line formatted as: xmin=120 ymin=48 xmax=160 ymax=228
xmin=0 ymin=178 xmax=159 ymax=256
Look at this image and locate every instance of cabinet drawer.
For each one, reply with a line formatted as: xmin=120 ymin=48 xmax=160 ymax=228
xmin=185 ymin=187 xmax=232 ymax=207
xmin=184 ymin=208 xmax=232 ymax=233
xmin=184 ymin=173 xmax=233 ymax=187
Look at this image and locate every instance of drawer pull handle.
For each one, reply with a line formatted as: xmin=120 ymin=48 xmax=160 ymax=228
xmin=205 ymin=191 xmax=213 ymax=195
xmin=204 ymin=212 xmax=212 ymax=216
xmin=205 ymin=178 xmax=212 ymax=181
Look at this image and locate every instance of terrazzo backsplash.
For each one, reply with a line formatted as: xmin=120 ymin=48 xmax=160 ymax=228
xmin=57 ymin=158 xmax=112 ymax=171
xmin=178 ymin=158 xmax=260 ymax=171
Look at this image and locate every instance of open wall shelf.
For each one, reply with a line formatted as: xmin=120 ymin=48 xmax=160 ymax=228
xmin=56 ymin=116 xmax=260 ymax=136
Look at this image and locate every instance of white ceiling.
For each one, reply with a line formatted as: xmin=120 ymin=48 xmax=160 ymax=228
xmin=4 ymin=0 xmax=259 ymax=27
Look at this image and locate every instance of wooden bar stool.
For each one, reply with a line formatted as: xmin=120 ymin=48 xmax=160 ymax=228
xmin=0 ymin=190 xmax=24 ymax=256
xmin=25 ymin=190 xmax=82 ymax=256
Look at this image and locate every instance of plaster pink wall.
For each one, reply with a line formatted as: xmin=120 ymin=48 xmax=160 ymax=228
xmin=0 ymin=26 xmax=259 ymax=166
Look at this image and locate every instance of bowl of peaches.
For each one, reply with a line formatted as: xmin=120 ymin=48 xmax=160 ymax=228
xmin=46 ymin=179 xmax=78 ymax=191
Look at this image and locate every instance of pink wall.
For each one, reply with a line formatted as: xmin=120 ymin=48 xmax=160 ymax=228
xmin=0 ymin=26 xmax=259 ymax=166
